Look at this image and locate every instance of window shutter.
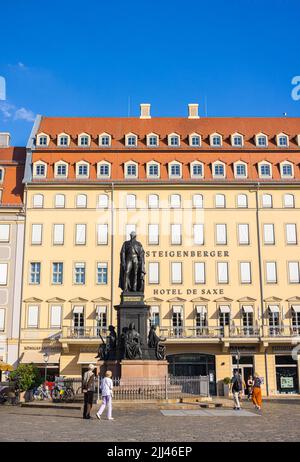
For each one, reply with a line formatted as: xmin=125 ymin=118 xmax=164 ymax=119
xmin=0 ymin=224 xmax=10 ymax=242
xmin=148 ymin=224 xmax=159 ymax=244
xmin=171 ymin=224 xmax=181 ymax=244
xmin=240 ymin=262 xmax=251 ymax=283
xmin=97 ymin=224 xmax=108 ymax=245
xmin=218 ymin=262 xmax=228 ymax=283
xmin=76 ymin=224 xmax=86 ymax=245
xmin=148 ymin=262 xmax=159 ymax=284
xmin=286 ymin=224 xmax=297 ymax=244
xmin=289 ymin=262 xmax=300 ymax=283
xmin=53 ymin=224 xmax=64 ymax=245
xmin=51 ymin=305 xmax=62 ymax=327
xmin=195 ymin=262 xmax=205 ymax=283
xmin=28 ymin=305 xmax=39 ymax=327
xmin=264 ymin=224 xmax=274 ymax=244
xmin=238 ymin=224 xmax=249 ymax=244
xmin=194 ymin=224 xmax=204 ymax=245
xmin=171 ymin=262 xmax=182 ymax=283
xmin=32 ymin=224 xmax=42 ymax=244
xmin=216 ymin=224 xmax=227 ymax=244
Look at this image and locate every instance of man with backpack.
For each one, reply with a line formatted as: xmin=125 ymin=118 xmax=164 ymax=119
xmin=231 ymin=371 xmax=243 ymax=410
xmin=82 ymin=364 xmax=96 ymax=419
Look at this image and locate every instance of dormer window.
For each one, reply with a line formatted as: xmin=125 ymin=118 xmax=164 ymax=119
xmin=0 ymin=168 xmax=4 ymax=182
xmin=190 ymin=161 xmax=203 ymax=178
xmin=58 ymin=134 xmax=70 ymax=147
xmin=76 ymin=162 xmax=89 ymax=178
xmin=259 ymin=162 xmax=272 ymax=178
xmin=146 ymin=134 xmax=159 ymax=147
xmin=55 ymin=162 xmax=68 ymax=178
xmin=210 ymin=133 xmax=222 ymax=147
xmin=97 ymin=161 xmax=111 ymax=178
xmin=168 ymin=133 xmax=180 ymax=147
xmin=78 ymin=134 xmax=90 ymax=147
xmin=231 ymin=133 xmax=243 ymax=147
xmin=213 ymin=162 xmax=225 ymax=178
xmin=234 ymin=162 xmax=247 ymax=178
xmin=256 ymin=134 xmax=268 ymax=147
xmin=189 ymin=134 xmax=201 ymax=147
xmin=125 ymin=133 xmax=138 ymax=147
xmin=34 ymin=162 xmax=47 ymax=178
xmin=99 ymin=133 xmax=111 ymax=147
xmin=37 ymin=133 xmax=49 ymax=147
xmin=280 ymin=162 xmax=293 ymax=178
xmin=169 ymin=162 xmax=182 ymax=178
xmin=125 ymin=161 xmax=138 ymax=178
xmin=277 ymin=134 xmax=289 ymax=147
xmin=147 ymin=162 xmax=160 ymax=178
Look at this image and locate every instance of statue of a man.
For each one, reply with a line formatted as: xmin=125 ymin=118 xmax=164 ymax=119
xmin=119 ymin=231 xmax=146 ymax=292
xmin=125 ymin=322 xmax=142 ymax=359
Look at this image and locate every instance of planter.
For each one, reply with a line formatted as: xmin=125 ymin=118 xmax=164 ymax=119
xmin=223 ymin=383 xmax=230 ymax=397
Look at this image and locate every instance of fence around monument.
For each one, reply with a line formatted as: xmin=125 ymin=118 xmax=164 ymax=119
xmin=68 ymin=375 xmax=210 ymax=401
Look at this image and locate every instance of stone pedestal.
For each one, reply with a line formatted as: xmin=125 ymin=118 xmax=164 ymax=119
xmin=120 ymin=360 xmax=169 ymax=380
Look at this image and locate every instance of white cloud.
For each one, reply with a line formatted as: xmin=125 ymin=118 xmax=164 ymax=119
xmin=0 ymin=102 xmax=15 ymax=119
xmin=14 ymin=107 xmax=35 ymax=122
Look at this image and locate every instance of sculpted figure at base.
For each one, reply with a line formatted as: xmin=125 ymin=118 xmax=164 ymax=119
xmin=124 ymin=322 xmax=143 ymax=359
xmin=148 ymin=325 xmax=166 ymax=360
xmin=119 ymin=231 xmax=146 ymax=292
xmin=95 ymin=325 xmax=117 ymax=361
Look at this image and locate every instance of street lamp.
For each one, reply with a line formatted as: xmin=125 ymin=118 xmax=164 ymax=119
xmin=235 ymin=349 xmax=241 ymax=375
xmin=43 ymin=352 xmax=49 ymax=383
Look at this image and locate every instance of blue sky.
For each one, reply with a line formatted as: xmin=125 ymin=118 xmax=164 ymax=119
xmin=0 ymin=0 xmax=300 ymax=145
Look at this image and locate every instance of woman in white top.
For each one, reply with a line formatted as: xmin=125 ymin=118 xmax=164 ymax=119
xmin=96 ymin=370 xmax=114 ymax=420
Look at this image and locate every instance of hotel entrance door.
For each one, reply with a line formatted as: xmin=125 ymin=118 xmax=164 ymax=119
xmin=232 ymin=355 xmax=254 ymax=395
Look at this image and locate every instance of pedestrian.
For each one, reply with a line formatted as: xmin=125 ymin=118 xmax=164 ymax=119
xmin=96 ymin=370 xmax=114 ymax=421
xmin=82 ymin=364 xmax=96 ymax=419
xmin=247 ymin=375 xmax=254 ymax=400
xmin=252 ymin=372 xmax=263 ymax=410
xmin=231 ymin=371 xmax=243 ymax=410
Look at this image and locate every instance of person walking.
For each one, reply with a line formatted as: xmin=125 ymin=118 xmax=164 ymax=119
xmin=96 ymin=370 xmax=114 ymax=421
xmin=247 ymin=375 xmax=254 ymax=400
xmin=82 ymin=364 xmax=96 ymax=419
xmin=252 ymin=372 xmax=263 ymax=410
xmin=231 ymin=371 xmax=243 ymax=410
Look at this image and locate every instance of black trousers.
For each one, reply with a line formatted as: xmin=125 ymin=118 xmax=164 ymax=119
xmin=83 ymin=391 xmax=94 ymax=418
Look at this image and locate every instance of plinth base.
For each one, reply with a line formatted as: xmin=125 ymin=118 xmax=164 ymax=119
xmin=120 ymin=359 xmax=169 ymax=381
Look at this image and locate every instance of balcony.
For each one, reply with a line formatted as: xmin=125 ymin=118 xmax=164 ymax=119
xmin=263 ymin=324 xmax=300 ymax=339
xmin=61 ymin=326 xmax=108 ymax=340
xmin=22 ymin=328 xmax=62 ymax=340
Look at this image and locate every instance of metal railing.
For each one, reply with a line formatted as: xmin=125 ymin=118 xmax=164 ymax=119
xmin=62 ymin=326 xmax=108 ymax=339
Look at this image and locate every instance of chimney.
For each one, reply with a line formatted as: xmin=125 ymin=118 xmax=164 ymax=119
xmin=0 ymin=132 xmax=10 ymax=148
xmin=188 ymin=103 xmax=199 ymax=119
xmin=140 ymin=103 xmax=151 ymax=119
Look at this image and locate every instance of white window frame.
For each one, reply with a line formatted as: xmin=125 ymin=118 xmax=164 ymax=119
xmin=146 ymin=133 xmax=159 ymax=147
xmin=97 ymin=224 xmax=108 ymax=245
xmin=258 ymin=162 xmax=272 ymax=179
xmin=33 ymin=161 xmax=47 ymax=178
xmin=147 ymin=161 xmax=160 ymax=179
xmin=75 ymin=224 xmax=86 ymax=245
xmin=283 ymin=194 xmax=295 ymax=208
xmin=171 ymin=262 xmax=182 ymax=284
xmin=231 ymin=133 xmax=244 ymax=147
xmin=171 ymin=224 xmax=182 ymax=245
xmin=97 ymin=161 xmax=111 ymax=178
xmin=126 ymin=194 xmax=136 ymax=209
xmin=217 ymin=262 xmax=229 ymax=284
xmin=286 ymin=224 xmax=297 ymax=245
xmin=240 ymin=261 xmax=252 ymax=284
xmin=54 ymin=161 xmax=68 ymax=178
xmin=0 ymin=224 xmax=10 ymax=242
xmin=50 ymin=305 xmax=62 ymax=328
xmin=234 ymin=161 xmax=247 ymax=178
xmin=237 ymin=194 xmax=248 ymax=208
xmin=216 ymin=224 xmax=227 ymax=245
xmin=76 ymin=161 xmax=89 ymax=178
xmin=190 ymin=161 xmax=204 ymax=179
xmin=148 ymin=224 xmax=159 ymax=245
xmin=32 ymin=194 xmax=44 ymax=208
xmin=76 ymin=194 xmax=87 ymax=208
xmin=125 ymin=133 xmax=138 ymax=147
xmin=148 ymin=262 xmax=159 ymax=284
xmin=98 ymin=132 xmax=112 ymax=147
xmin=266 ymin=262 xmax=277 ymax=284
xmin=215 ymin=194 xmax=226 ymax=208
xmin=78 ymin=133 xmax=91 ymax=147
xmin=276 ymin=133 xmax=289 ymax=147
xmin=189 ymin=133 xmax=201 ymax=147
xmin=124 ymin=161 xmax=138 ymax=179
xmin=55 ymin=194 xmax=65 ymax=208
xmin=170 ymin=194 xmax=181 ymax=208
xmin=36 ymin=133 xmax=50 ymax=147
xmin=280 ymin=162 xmax=294 ymax=178
xmin=193 ymin=224 xmax=204 ymax=245
xmin=288 ymin=262 xmax=300 ymax=284
xmin=255 ymin=133 xmax=268 ymax=147
xmin=210 ymin=133 xmax=222 ymax=147
xmin=262 ymin=194 xmax=273 ymax=208
xmin=193 ymin=194 xmax=203 ymax=208
xmin=97 ymin=194 xmax=109 ymax=209
xmin=0 ymin=263 xmax=8 ymax=285
xmin=31 ymin=224 xmax=43 ymax=245
xmin=57 ymin=133 xmax=70 ymax=147
xmin=148 ymin=194 xmax=159 ymax=209
xmin=194 ymin=262 xmax=205 ymax=284
xmin=27 ymin=305 xmax=39 ymax=328
xmin=168 ymin=133 xmax=180 ymax=147
xmin=238 ymin=224 xmax=250 ymax=245
xmin=169 ymin=161 xmax=182 ymax=179
xmin=263 ymin=224 xmax=275 ymax=245
xmin=53 ymin=224 xmax=64 ymax=245
xmin=212 ymin=161 xmax=226 ymax=179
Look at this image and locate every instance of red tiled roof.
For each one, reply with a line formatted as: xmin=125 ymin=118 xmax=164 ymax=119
xmin=0 ymin=147 xmax=25 ymax=205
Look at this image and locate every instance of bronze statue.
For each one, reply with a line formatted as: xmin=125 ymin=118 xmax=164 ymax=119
xmin=95 ymin=325 xmax=117 ymax=360
xmin=124 ymin=322 xmax=143 ymax=359
xmin=148 ymin=325 xmax=166 ymax=360
xmin=119 ymin=231 xmax=146 ymax=292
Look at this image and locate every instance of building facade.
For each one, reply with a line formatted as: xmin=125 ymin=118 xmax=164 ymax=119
xmin=20 ymin=105 xmax=300 ymax=395
xmin=0 ymin=134 xmax=25 ymax=377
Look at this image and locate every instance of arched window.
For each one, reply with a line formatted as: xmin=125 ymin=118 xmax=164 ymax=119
xmin=146 ymin=133 xmax=159 ymax=147
xmin=255 ymin=133 xmax=268 ymax=147
xmin=32 ymin=194 xmax=44 ymax=208
xmin=190 ymin=161 xmax=204 ymax=178
xmin=55 ymin=161 xmax=68 ymax=178
xmin=234 ymin=162 xmax=247 ymax=178
xmin=97 ymin=161 xmax=111 ymax=178
xmin=283 ymin=194 xmax=295 ymax=208
xmin=36 ymin=133 xmax=49 ymax=147
xmin=215 ymin=194 xmax=225 ymax=208
xmin=259 ymin=162 xmax=272 ymax=178
xmin=237 ymin=194 xmax=248 ymax=208
xmin=210 ymin=133 xmax=222 ymax=147
xmin=280 ymin=162 xmax=293 ymax=178
xmin=125 ymin=161 xmax=138 ymax=178
xmin=148 ymin=194 xmax=159 ymax=208
xmin=33 ymin=161 xmax=47 ymax=177
xmin=78 ymin=133 xmax=91 ymax=147
xmin=126 ymin=194 xmax=136 ymax=209
xmin=231 ymin=133 xmax=244 ymax=147
xmin=193 ymin=194 xmax=203 ymax=208
xmin=125 ymin=133 xmax=138 ymax=147
xmin=213 ymin=162 xmax=225 ymax=178
xmin=99 ymin=133 xmax=111 ymax=147
xmin=276 ymin=133 xmax=289 ymax=147
xmin=168 ymin=133 xmax=180 ymax=147
xmin=189 ymin=133 xmax=201 ymax=147
xmin=76 ymin=162 xmax=89 ymax=178
xmin=76 ymin=194 xmax=87 ymax=208
xmin=147 ymin=162 xmax=160 ymax=178
xmin=170 ymin=194 xmax=181 ymax=208
xmin=262 ymin=194 xmax=273 ymax=208
xmin=169 ymin=162 xmax=182 ymax=178
xmin=55 ymin=194 xmax=65 ymax=208
xmin=57 ymin=133 xmax=70 ymax=147
xmin=97 ymin=194 xmax=109 ymax=208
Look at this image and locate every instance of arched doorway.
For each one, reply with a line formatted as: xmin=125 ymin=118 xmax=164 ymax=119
xmin=167 ymin=353 xmax=216 ymax=395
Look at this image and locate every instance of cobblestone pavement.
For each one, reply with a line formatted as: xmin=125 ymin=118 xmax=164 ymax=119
xmin=0 ymin=400 xmax=299 ymax=442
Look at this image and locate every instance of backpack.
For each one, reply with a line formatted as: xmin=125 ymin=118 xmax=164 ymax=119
xmin=232 ymin=376 xmax=242 ymax=392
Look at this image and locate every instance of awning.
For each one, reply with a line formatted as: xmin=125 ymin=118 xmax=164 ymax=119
xmin=20 ymin=351 xmax=61 ymax=364
xmin=172 ymin=305 xmax=183 ymax=313
xmin=150 ymin=306 xmax=160 ymax=313
xmin=268 ymin=305 xmax=280 ymax=313
xmin=219 ymin=305 xmax=230 ymax=313
xmin=77 ymin=353 xmax=97 ymax=364
xmin=0 ymin=362 xmax=13 ymax=372
xmin=196 ymin=305 xmax=207 ymax=314
xmin=96 ymin=305 xmax=107 ymax=314
xmin=292 ymin=305 xmax=300 ymax=313
xmin=243 ymin=305 xmax=254 ymax=313
xmin=73 ymin=306 xmax=84 ymax=314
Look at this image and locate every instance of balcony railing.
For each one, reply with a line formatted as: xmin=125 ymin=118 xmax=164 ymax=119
xmin=265 ymin=324 xmax=300 ymax=337
xmin=62 ymin=326 xmax=108 ymax=339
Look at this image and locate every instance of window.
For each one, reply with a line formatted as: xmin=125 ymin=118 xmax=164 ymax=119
xmin=240 ymin=262 xmax=251 ymax=284
xmin=53 ymin=224 xmax=64 ymax=245
xmin=28 ymin=305 xmax=39 ymax=328
xmin=190 ymin=134 xmax=201 ymax=146
xmin=126 ymin=224 xmax=136 ymax=239
xmin=217 ymin=262 xmax=229 ymax=284
xmin=235 ymin=163 xmax=247 ymax=178
xmin=213 ymin=163 xmax=225 ymax=178
xmin=283 ymin=194 xmax=295 ymax=208
xmin=288 ymin=262 xmax=300 ymax=283
xmin=242 ymin=307 xmax=254 ymax=335
xmin=171 ymin=224 xmax=181 ymax=245
xmin=0 ymin=264 xmax=8 ymax=285
xmin=0 ymin=169 xmax=4 ymax=182
xmin=55 ymin=163 xmax=67 ymax=177
xmin=148 ymin=224 xmax=159 ymax=245
xmin=262 ymin=194 xmax=272 ymax=208
xmin=37 ymin=134 xmax=48 ymax=146
xmin=98 ymin=163 xmax=110 ymax=177
xmin=171 ymin=262 xmax=182 ymax=284
xmin=148 ymin=262 xmax=159 ymax=284
xmin=52 ymin=262 xmax=63 ymax=284
xmin=126 ymin=135 xmax=137 ymax=147
xmin=35 ymin=163 xmax=46 ymax=177
xmin=281 ymin=163 xmax=293 ymax=178
xmin=97 ymin=194 xmax=109 ymax=208
xmin=55 ymin=194 xmax=65 ymax=208
xmin=50 ymin=305 xmax=62 ymax=328
xmin=292 ymin=307 xmax=300 ymax=334
xmin=237 ymin=194 xmax=248 ymax=208
xmin=126 ymin=163 xmax=137 ymax=177
xmin=259 ymin=163 xmax=271 ymax=178
xmin=232 ymin=135 xmax=243 ymax=147
xmin=58 ymin=135 xmax=69 ymax=147
xmin=286 ymin=224 xmax=297 ymax=245
xmin=126 ymin=194 xmax=136 ymax=209
xmin=75 ymin=224 xmax=86 ymax=245
xmin=168 ymin=134 xmax=180 ymax=146
xmin=193 ymin=224 xmax=204 ymax=245
xmin=147 ymin=134 xmax=159 ymax=147
xmin=30 ymin=262 xmax=40 ymax=284
xmin=0 ymin=309 xmax=5 ymax=332
xmin=194 ymin=262 xmax=205 ymax=284
xmin=73 ymin=307 xmax=84 ymax=336
xmin=77 ymin=163 xmax=89 ymax=177
xmin=172 ymin=306 xmax=183 ymax=336
xmin=193 ymin=194 xmax=203 ymax=208
xmin=266 ymin=262 xmax=277 ymax=283
xmin=216 ymin=224 xmax=227 ymax=245
xmin=238 ymin=224 xmax=249 ymax=245
xmin=148 ymin=194 xmax=159 ymax=209
xmin=32 ymin=194 xmax=44 ymax=208
xmin=277 ymin=135 xmax=288 ymax=147
xmin=76 ymin=194 xmax=87 ymax=208
xmin=196 ymin=306 xmax=208 ymax=333
xmin=268 ymin=306 xmax=280 ymax=336
xmin=99 ymin=133 xmax=111 ymax=147
xmin=150 ymin=306 xmax=160 ymax=327
xmin=97 ymin=224 xmax=108 ymax=245
xmin=219 ymin=306 xmax=230 ymax=332
xmin=31 ymin=224 xmax=42 ymax=245
xmin=210 ymin=134 xmax=222 ymax=146
xmin=215 ymin=194 xmax=225 ymax=208
xmin=169 ymin=163 xmax=181 ymax=177
xmin=74 ymin=262 xmax=85 ymax=284
xmin=170 ymin=194 xmax=181 ymax=208
xmin=0 ymin=224 xmax=10 ymax=242
xmin=97 ymin=263 xmax=108 ymax=284
xmin=148 ymin=163 xmax=159 ymax=178
xmin=191 ymin=162 xmax=203 ymax=178
xmin=96 ymin=306 xmax=107 ymax=334
xmin=263 ymin=224 xmax=275 ymax=244
xmin=256 ymin=135 xmax=267 ymax=147
xmin=78 ymin=135 xmax=90 ymax=147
